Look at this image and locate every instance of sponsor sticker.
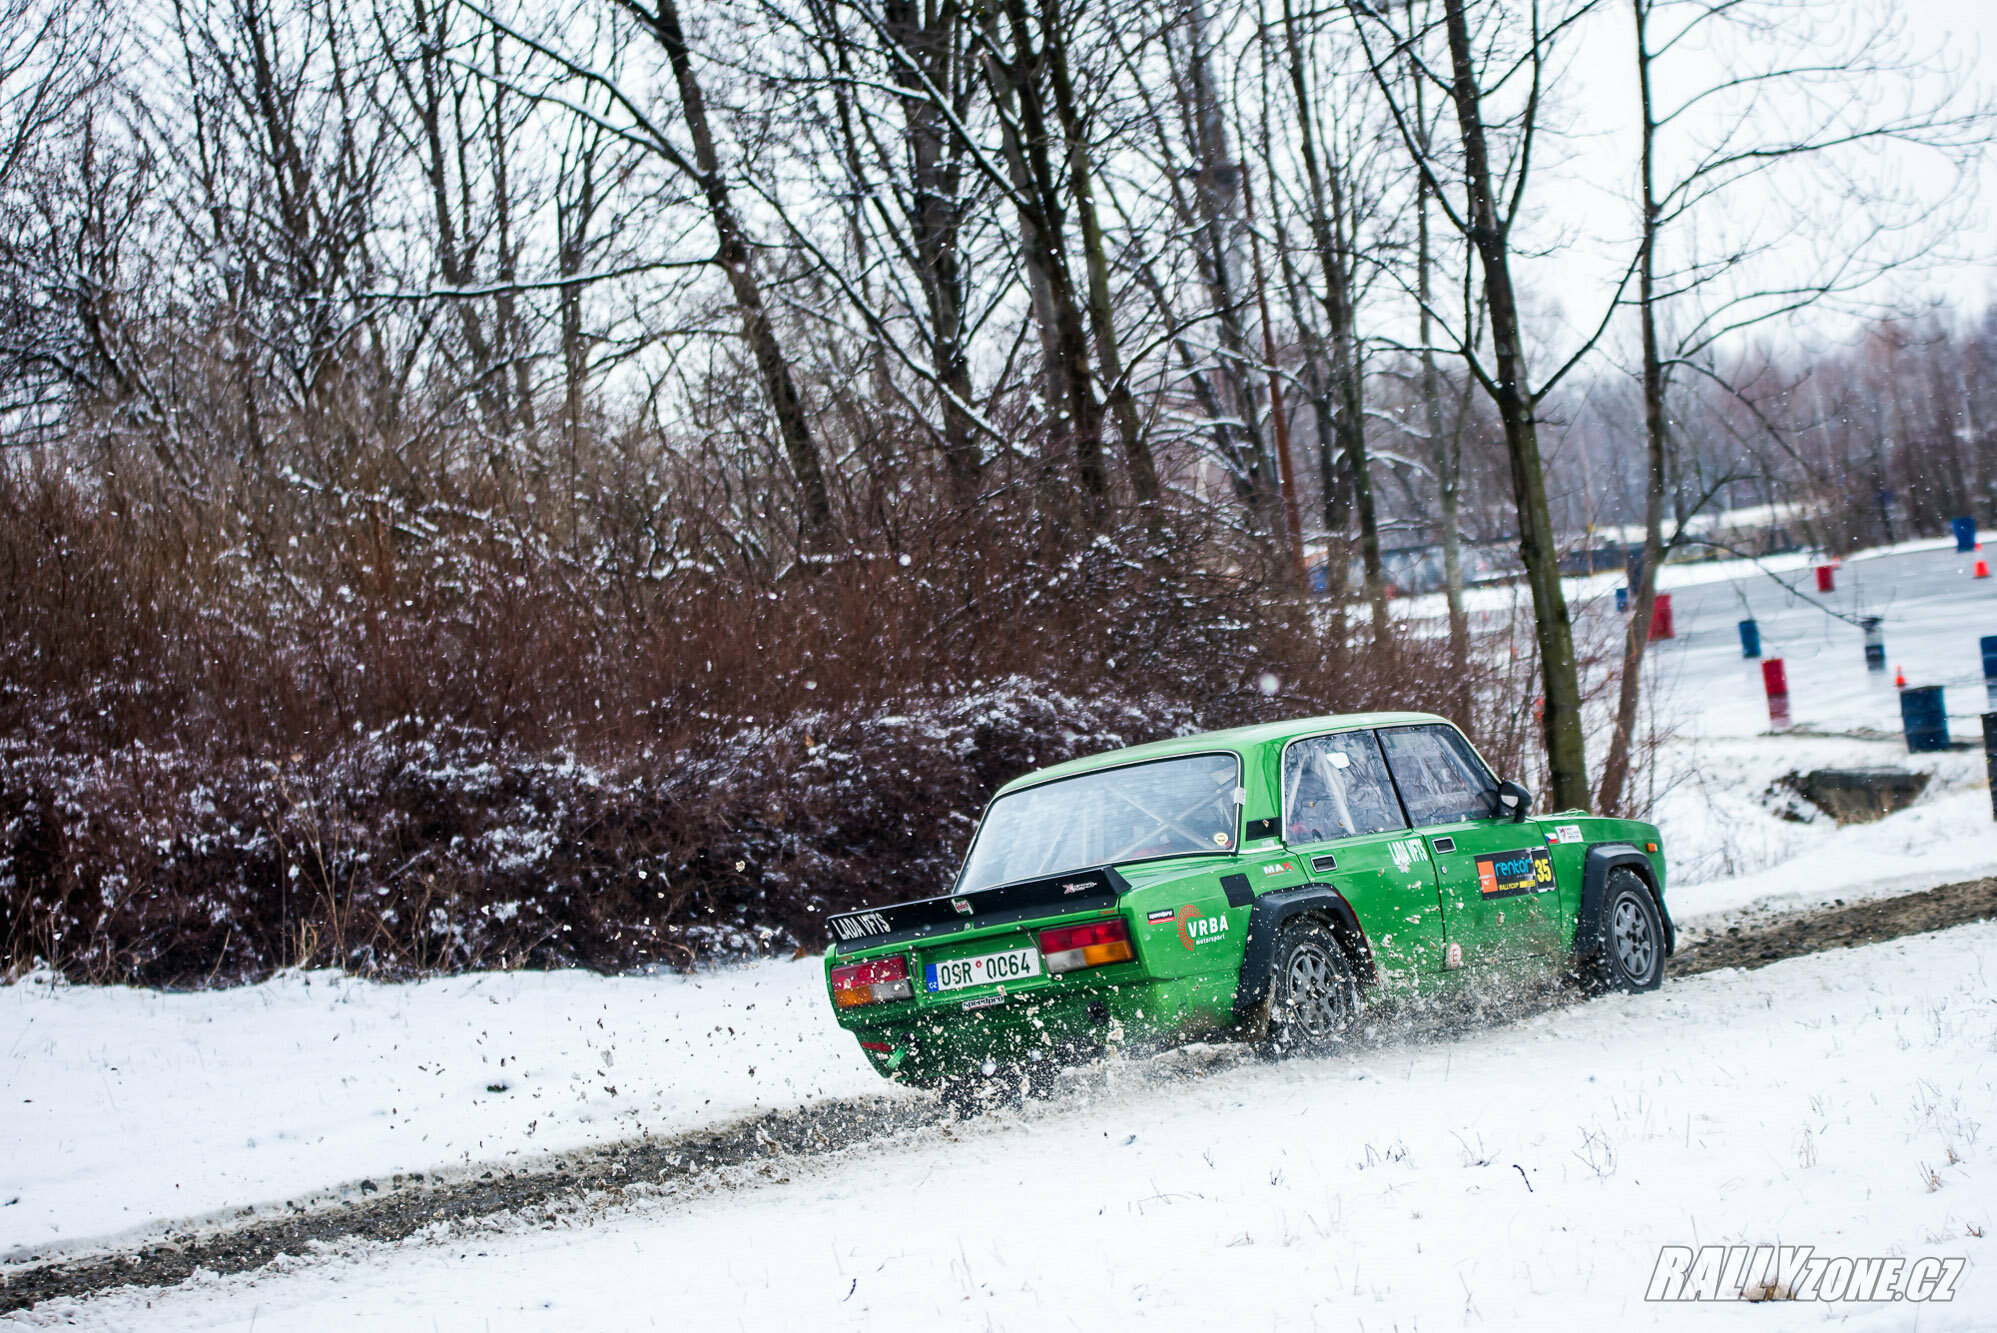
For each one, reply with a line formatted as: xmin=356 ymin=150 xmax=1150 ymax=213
xmin=1060 ymin=880 xmax=1098 ymax=894
xmin=1474 ymin=845 xmax=1555 ymax=899
xmin=1555 ymin=824 xmax=1584 ymax=844
xmin=1146 ymin=907 xmax=1178 ymax=924
xmin=951 ymin=898 xmax=973 ymax=916
xmin=960 ymin=994 xmax=1004 ymax=1011
xmin=1175 ymin=905 xmax=1231 ymax=950
xmin=1445 ymin=941 xmax=1463 ymax=969
xmin=1212 ymin=831 xmax=1232 ymax=847
xmin=1260 ymin=860 xmax=1296 ymax=876
xmin=1389 ymin=838 xmax=1426 ymax=872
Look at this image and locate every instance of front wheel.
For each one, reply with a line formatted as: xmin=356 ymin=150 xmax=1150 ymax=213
xmin=1582 ymin=869 xmax=1666 ymax=994
xmin=1260 ymin=918 xmax=1360 ymax=1056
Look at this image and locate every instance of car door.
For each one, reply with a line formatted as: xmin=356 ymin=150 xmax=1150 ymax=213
xmin=1376 ymin=723 xmax=1564 ymax=966
xmin=1280 ymin=729 xmax=1445 ymax=987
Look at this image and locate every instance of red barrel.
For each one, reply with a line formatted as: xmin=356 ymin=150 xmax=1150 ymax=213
xmin=1815 ymin=564 xmax=1835 ymax=592
xmin=1762 ymin=657 xmax=1790 ymax=729
xmin=1649 ymin=592 xmax=1674 ymax=640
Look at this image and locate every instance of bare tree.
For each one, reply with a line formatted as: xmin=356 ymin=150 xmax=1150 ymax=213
xmin=1346 ymin=0 xmax=1624 ymax=810
xmin=478 ymin=0 xmax=838 ymax=548
xmin=0 ymin=0 xmax=118 ymax=446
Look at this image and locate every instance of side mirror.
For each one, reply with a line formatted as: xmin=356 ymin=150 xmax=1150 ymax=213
xmin=1496 ymin=780 xmax=1532 ymax=823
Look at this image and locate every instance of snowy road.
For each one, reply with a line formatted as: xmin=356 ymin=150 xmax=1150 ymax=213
xmin=16 ymin=914 xmax=1994 ymax=1331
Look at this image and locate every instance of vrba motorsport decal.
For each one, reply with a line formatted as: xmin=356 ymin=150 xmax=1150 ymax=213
xmin=1475 ymin=846 xmax=1555 ymax=899
xmin=1175 ymin=904 xmax=1231 ymax=950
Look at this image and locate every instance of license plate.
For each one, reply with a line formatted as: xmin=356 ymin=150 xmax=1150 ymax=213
xmin=924 ymin=946 xmax=1040 ymax=994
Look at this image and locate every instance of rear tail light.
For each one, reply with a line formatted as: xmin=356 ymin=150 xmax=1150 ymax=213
xmin=831 ymin=955 xmax=912 ymax=1008
xmin=1038 ymin=917 xmax=1134 ymax=974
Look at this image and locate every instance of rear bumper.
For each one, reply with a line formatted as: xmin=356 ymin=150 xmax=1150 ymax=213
xmin=841 ymin=969 xmax=1216 ymax=1085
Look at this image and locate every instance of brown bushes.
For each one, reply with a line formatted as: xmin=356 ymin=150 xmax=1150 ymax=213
xmin=0 ymin=463 xmax=1518 ymax=985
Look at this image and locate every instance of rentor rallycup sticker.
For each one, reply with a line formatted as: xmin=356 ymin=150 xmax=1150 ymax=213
xmin=1475 ymin=846 xmax=1555 ymax=899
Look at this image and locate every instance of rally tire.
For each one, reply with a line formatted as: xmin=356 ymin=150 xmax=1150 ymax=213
xmin=1586 ymin=868 xmax=1666 ymax=994
xmin=1260 ymin=918 xmax=1360 ymax=1056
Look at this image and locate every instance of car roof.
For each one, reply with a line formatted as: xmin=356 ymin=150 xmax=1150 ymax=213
xmin=993 ymin=710 xmax=1451 ymax=796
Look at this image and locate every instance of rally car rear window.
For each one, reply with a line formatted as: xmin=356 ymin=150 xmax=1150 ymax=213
xmin=956 ymin=753 xmax=1241 ymax=893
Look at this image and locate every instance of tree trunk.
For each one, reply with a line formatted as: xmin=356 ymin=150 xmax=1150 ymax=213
xmin=1414 ymin=70 xmax=1470 ymax=720
xmin=1599 ymin=0 xmax=1666 ymax=816
xmin=1440 ymin=0 xmax=1589 ymax=811
xmin=643 ymin=0 xmax=835 ymax=548
xmin=1241 ymin=167 xmax=1306 ymax=584
xmin=981 ymin=2 xmax=1107 ymax=526
xmin=881 ymin=0 xmax=982 ymax=505
xmin=1180 ymin=0 xmax=1275 ymax=529
xmin=1280 ymin=0 xmax=1387 ymax=634
xmin=1042 ymin=2 xmax=1159 ymax=508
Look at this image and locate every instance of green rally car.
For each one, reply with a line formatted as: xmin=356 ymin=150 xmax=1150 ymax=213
xmin=824 ymin=712 xmax=1671 ymax=1089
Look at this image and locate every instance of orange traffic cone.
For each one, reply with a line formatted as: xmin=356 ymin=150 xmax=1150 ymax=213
xmin=1895 ymin=664 xmax=1907 ymax=688
xmin=1977 ymin=558 xmax=1991 ymax=579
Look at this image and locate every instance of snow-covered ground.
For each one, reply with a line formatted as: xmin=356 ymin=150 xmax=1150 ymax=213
xmin=1629 ymin=540 xmax=1997 ymax=908
xmin=26 ymin=919 xmax=1997 ymax=1330
xmin=5 ymin=538 xmax=1996 ymax=1325
xmin=0 ymin=960 xmax=898 ymax=1261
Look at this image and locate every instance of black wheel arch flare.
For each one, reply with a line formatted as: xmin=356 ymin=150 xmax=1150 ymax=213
xmin=1575 ymin=842 xmax=1675 ymax=963
xmin=1232 ymin=884 xmax=1375 ymax=1022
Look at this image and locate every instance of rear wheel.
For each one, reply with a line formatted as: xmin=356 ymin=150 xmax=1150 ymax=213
xmin=1260 ymin=918 xmax=1360 ymax=1055
xmin=1582 ymin=869 xmax=1665 ymax=993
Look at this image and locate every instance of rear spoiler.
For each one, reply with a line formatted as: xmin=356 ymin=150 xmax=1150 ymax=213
xmin=826 ymin=866 xmax=1129 ymax=950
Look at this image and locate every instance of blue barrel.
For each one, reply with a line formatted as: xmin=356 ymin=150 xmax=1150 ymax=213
xmin=1955 ymin=517 xmax=1978 ymax=553
xmin=1615 ymin=586 xmax=1629 ymax=613
xmin=1901 ymin=685 xmax=1949 ymax=753
xmin=1738 ymin=619 xmax=1761 ymax=658
xmin=1982 ymin=634 xmax=1997 ymax=681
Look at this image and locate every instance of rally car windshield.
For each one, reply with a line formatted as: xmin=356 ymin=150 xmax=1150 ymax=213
xmin=956 ymin=753 xmax=1241 ymax=892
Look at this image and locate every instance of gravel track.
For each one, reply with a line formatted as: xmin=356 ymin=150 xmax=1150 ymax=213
xmin=6 ymin=873 xmax=1994 ymax=1315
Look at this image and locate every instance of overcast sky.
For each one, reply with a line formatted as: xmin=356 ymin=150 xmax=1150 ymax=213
xmin=1461 ymin=0 xmax=1997 ymax=376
